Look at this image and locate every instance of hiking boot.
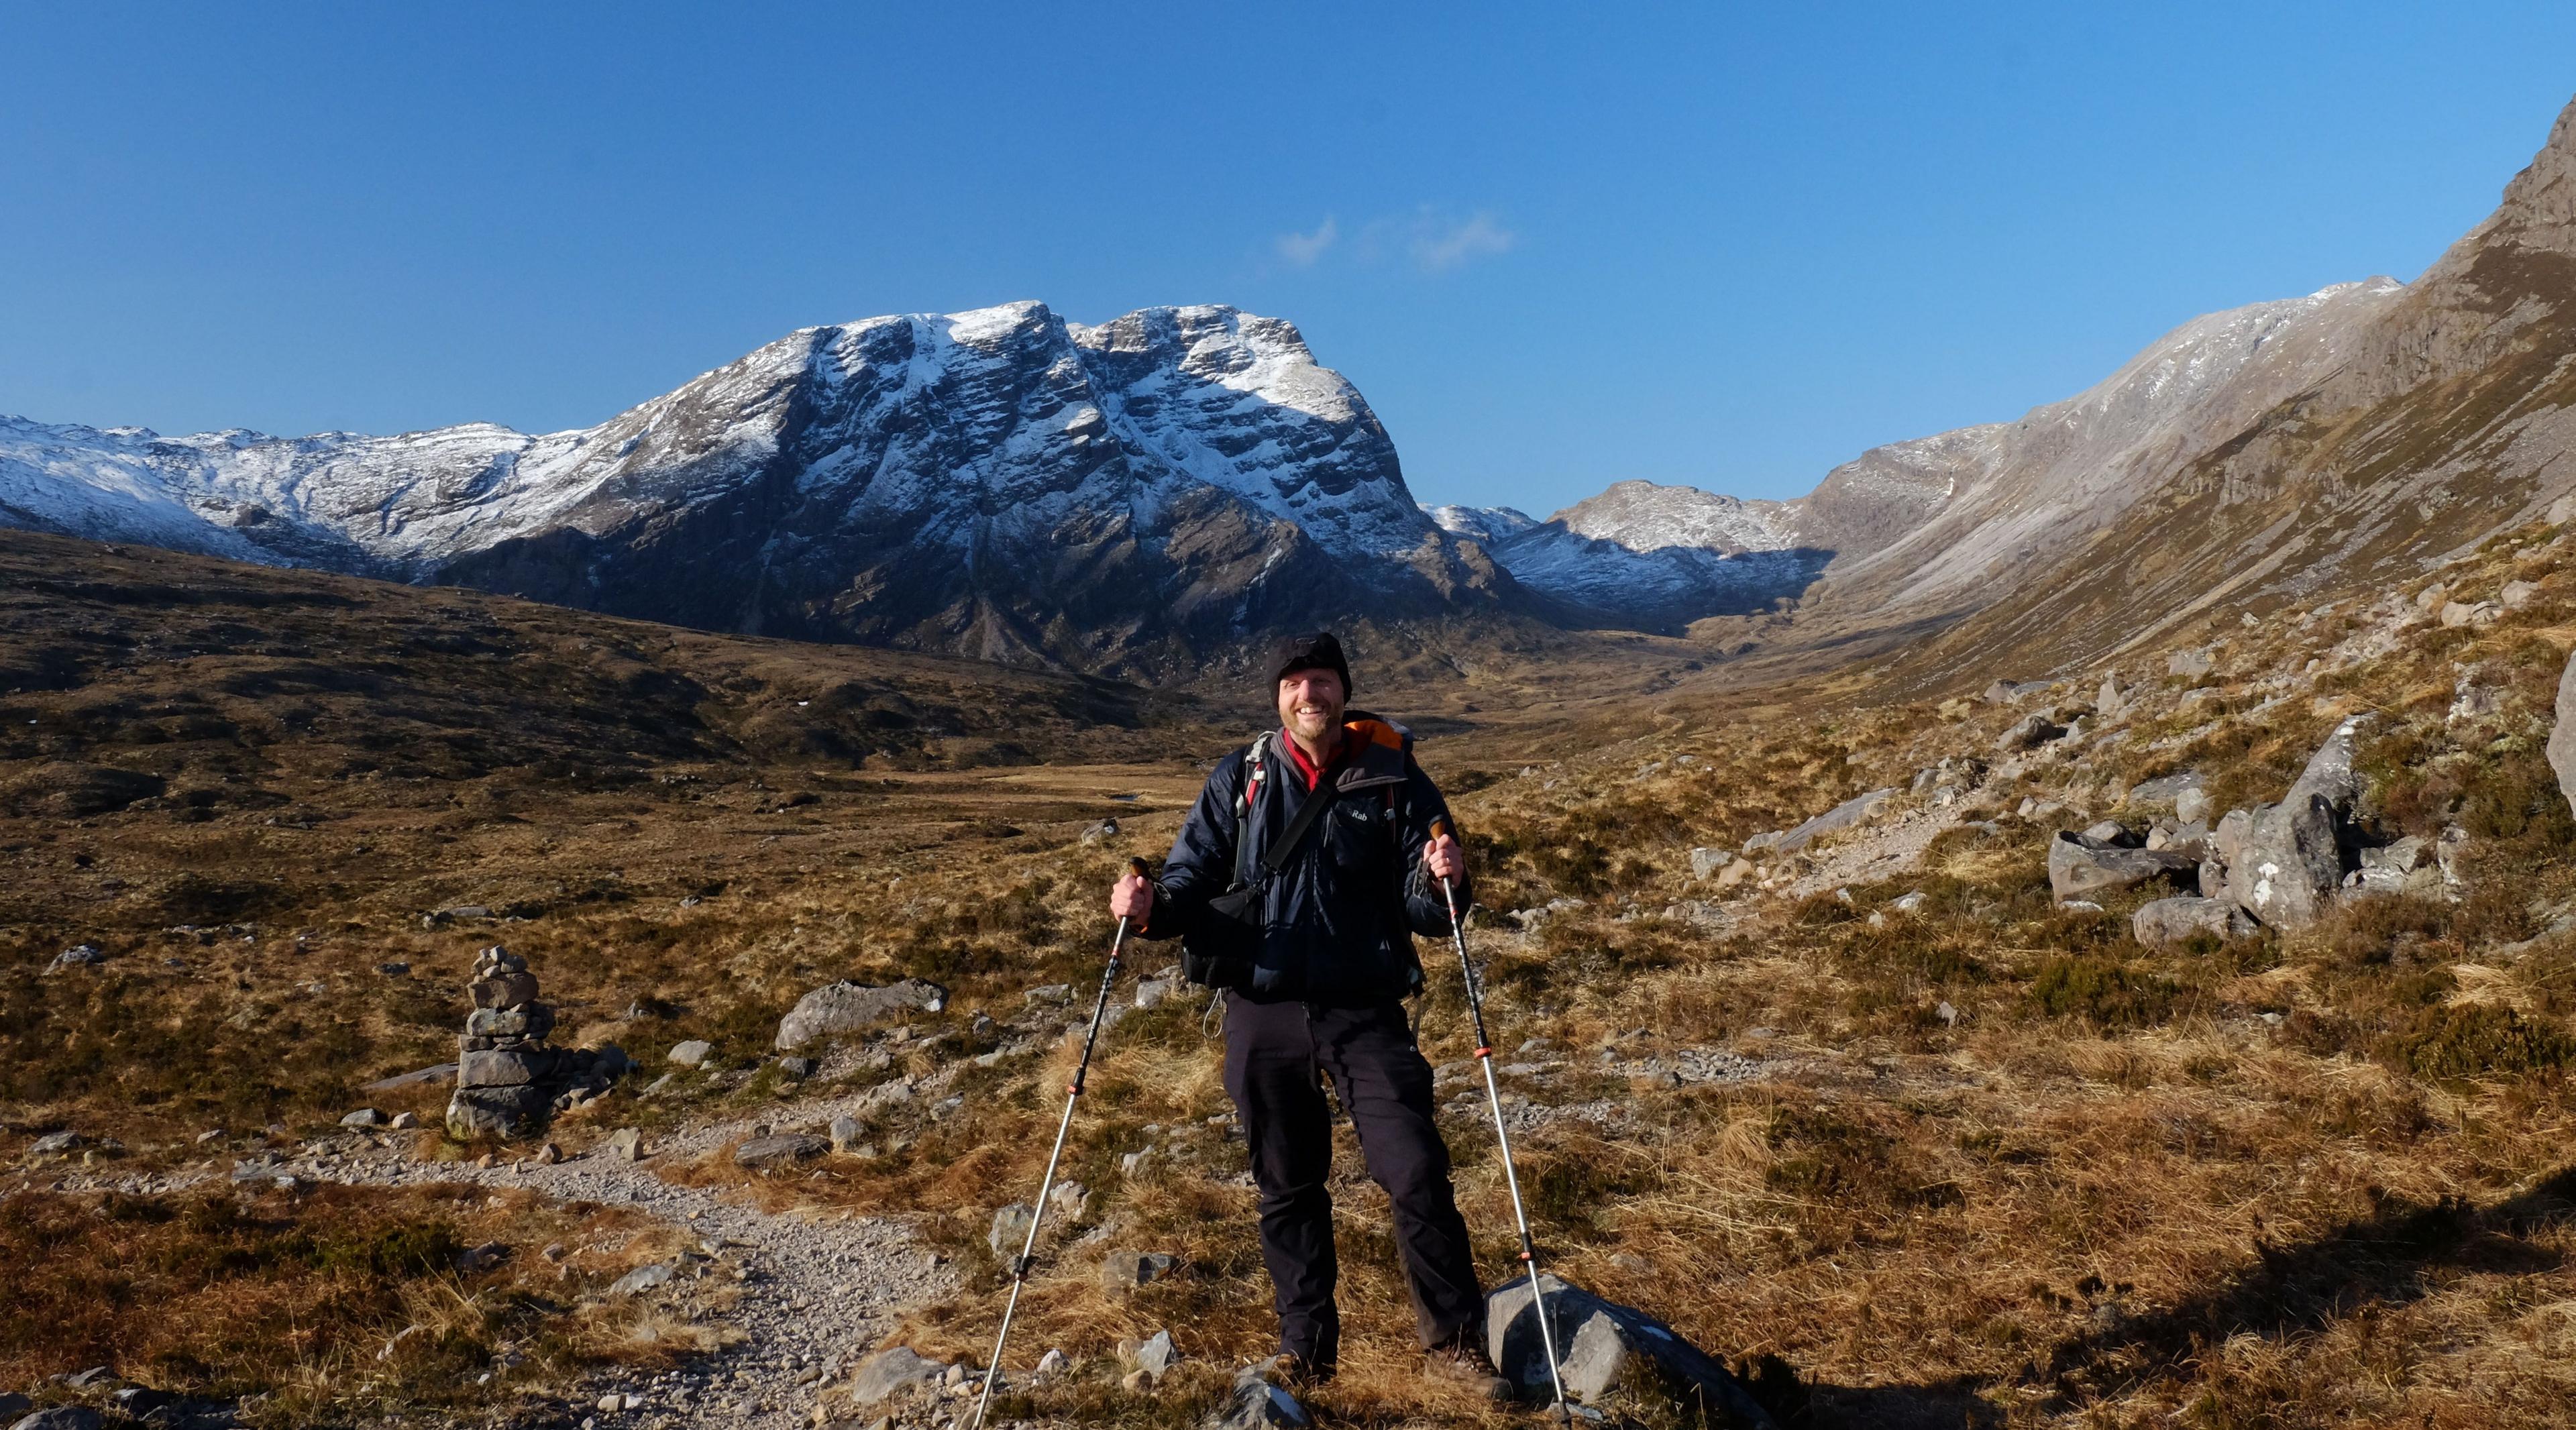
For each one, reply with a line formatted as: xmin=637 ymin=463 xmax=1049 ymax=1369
xmin=1424 ymin=1337 xmax=1512 ymax=1402
xmin=1259 ymin=1351 xmax=1334 ymax=1388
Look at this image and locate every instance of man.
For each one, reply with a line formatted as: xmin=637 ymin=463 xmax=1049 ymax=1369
xmin=1109 ymin=632 xmax=1511 ymax=1398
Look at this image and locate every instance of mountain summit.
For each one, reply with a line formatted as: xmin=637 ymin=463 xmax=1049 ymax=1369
xmin=0 ymin=302 xmax=1509 ymax=675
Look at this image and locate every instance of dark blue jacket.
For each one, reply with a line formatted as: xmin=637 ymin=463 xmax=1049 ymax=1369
xmin=1144 ymin=717 xmax=1468 ymax=1004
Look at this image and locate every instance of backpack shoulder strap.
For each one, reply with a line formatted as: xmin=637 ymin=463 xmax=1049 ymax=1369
xmin=1234 ymin=733 xmax=1271 ymax=886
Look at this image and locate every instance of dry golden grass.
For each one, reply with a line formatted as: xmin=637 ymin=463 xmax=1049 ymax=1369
xmin=0 ymin=1180 xmax=694 ymax=1425
xmin=11 ymin=522 xmax=2576 ymax=1425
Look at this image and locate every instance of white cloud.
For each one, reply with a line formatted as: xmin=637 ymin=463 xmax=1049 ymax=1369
xmin=1407 ymin=211 xmax=1515 ymax=273
xmin=1274 ymin=217 xmax=1338 ymax=268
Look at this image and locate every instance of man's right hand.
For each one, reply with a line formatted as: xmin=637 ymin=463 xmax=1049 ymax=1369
xmin=1111 ymin=867 xmax=1155 ymax=922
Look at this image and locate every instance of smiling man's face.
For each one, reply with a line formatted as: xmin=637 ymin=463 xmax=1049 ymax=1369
xmin=1277 ymin=667 xmax=1347 ymax=755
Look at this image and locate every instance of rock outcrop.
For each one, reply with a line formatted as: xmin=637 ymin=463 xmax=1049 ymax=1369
xmin=2228 ymin=716 xmax=2370 ymax=931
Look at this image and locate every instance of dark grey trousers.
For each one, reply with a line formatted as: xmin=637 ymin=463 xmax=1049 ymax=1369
xmin=1220 ymin=993 xmax=1485 ymax=1370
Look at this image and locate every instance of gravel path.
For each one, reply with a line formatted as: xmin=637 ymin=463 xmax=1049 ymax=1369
xmin=18 ymin=1089 xmax=965 ymax=1430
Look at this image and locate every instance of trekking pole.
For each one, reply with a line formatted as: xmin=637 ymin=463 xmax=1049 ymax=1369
xmin=1430 ymin=820 xmax=1574 ymax=1427
xmin=968 ymin=857 xmax=1147 ymax=1430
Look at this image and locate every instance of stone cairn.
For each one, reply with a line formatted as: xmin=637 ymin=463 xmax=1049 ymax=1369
xmin=445 ymin=946 xmax=627 ymax=1140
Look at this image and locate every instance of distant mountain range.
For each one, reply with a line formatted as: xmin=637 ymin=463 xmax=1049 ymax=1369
xmin=11 ymin=93 xmax=2576 ymax=685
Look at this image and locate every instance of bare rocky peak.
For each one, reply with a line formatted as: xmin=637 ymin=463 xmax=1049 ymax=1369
xmin=1549 ymin=480 xmax=1797 ymax=555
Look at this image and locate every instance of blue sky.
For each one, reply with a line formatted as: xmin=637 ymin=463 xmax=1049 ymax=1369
xmin=3 ymin=3 xmax=2573 ymax=515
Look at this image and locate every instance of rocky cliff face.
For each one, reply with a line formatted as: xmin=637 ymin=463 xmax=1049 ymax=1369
xmin=0 ymin=302 xmax=1513 ymax=675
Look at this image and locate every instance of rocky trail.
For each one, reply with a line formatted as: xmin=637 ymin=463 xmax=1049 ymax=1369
xmin=37 ymin=1086 xmax=957 ymax=1430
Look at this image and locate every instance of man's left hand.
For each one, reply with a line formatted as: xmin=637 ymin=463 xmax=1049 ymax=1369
xmin=1424 ymin=830 xmax=1464 ymax=882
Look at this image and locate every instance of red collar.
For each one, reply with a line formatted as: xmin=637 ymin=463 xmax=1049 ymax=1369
xmin=1280 ymin=727 xmax=1342 ymax=790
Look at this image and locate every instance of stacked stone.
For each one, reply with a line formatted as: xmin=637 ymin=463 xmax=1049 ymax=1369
xmin=446 ymin=946 xmax=627 ymax=1139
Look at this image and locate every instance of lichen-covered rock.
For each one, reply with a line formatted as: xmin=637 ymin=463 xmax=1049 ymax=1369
xmin=774 ymin=979 xmax=949 ymax=1050
xmin=2229 ymin=716 xmax=2372 ymax=930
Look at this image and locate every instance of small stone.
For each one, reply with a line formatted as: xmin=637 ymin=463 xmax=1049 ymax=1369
xmin=31 ymin=1131 xmax=80 ymax=1154
xmin=1023 ymin=984 xmax=1071 ymax=1006
xmin=2503 ymin=579 xmax=2541 ymax=610
xmin=1134 ymin=1329 xmax=1177 ymax=1378
xmin=608 ymin=1262 xmax=676 ymax=1297
xmin=829 ymin=1115 xmax=865 ymax=1152
xmin=598 ymin=1394 xmax=625 ymax=1413
xmin=1047 ymin=1180 xmax=1090 ymax=1221
xmin=1688 ymin=846 xmax=1732 ymax=881
xmin=1936 ymin=1001 xmax=1959 ymax=1026
xmin=10 ymin=1407 xmax=103 ymax=1430
xmin=46 ymin=944 xmax=104 ymax=973
xmin=455 ymin=1240 xmax=509 ymax=1272
xmin=777 ymin=1056 xmax=816 ymax=1080
xmin=606 ymin=1127 xmax=644 ymax=1162
xmin=989 ymin=1203 xmax=1036 ymax=1256
xmin=1034 ymin=1348 xmax=1068 ymax=1380
xmin=340 ymin=1107 xmax=384 ymax=1128
xmin=389 ymin=1111 xmax=419 ymax=1130
xmin=535 ymin=1142 xmax=562 ymax=1165
xmin=1121 ymin=1369 xmax=1150 ymax=1394
xmin=666 ymin=1040 xmax=714 ymax=1068
xmin=1100 ymin=1249 xmax=1180 ymax=1295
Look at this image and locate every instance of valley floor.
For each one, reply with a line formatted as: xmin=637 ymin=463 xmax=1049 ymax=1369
xmin=9 ymin=528 xmax=2576 ymax=1429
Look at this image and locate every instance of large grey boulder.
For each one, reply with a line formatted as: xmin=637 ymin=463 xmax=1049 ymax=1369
xmin=775 ymin=979 xmax=949 ymax=1050
xmin=2549 ymin=647 xmax=2576 ymax=822
xmin=1772 ymin=788 xmax=1896 ymax=854
xmin=1487 ymin=1275 xmax=1774 ymax=1425
xmin=2047 ymin=832 xmax=2200 ymax=903
xmin=2133 ymin=896 xmax=2258 ymax=946
xmin=2231 ymin=716 xmax=2371 ymax=930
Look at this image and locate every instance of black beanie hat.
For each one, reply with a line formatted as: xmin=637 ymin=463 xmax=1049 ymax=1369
xmin=1269 ymin=632 xmax=1353 ymax=696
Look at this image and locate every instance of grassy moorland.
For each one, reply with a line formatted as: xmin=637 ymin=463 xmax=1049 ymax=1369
xmin=7 ymin=522 xmax=2576 ymax=1427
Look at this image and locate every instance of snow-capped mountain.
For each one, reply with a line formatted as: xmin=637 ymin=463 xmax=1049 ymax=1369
xmin=1428 ymin=482 xmax=1827 ymax=631
xmin=15 ymin=92 xmax=2576 ymax=682
xmin=1 ymin=302 xmax=1510 ymax=673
